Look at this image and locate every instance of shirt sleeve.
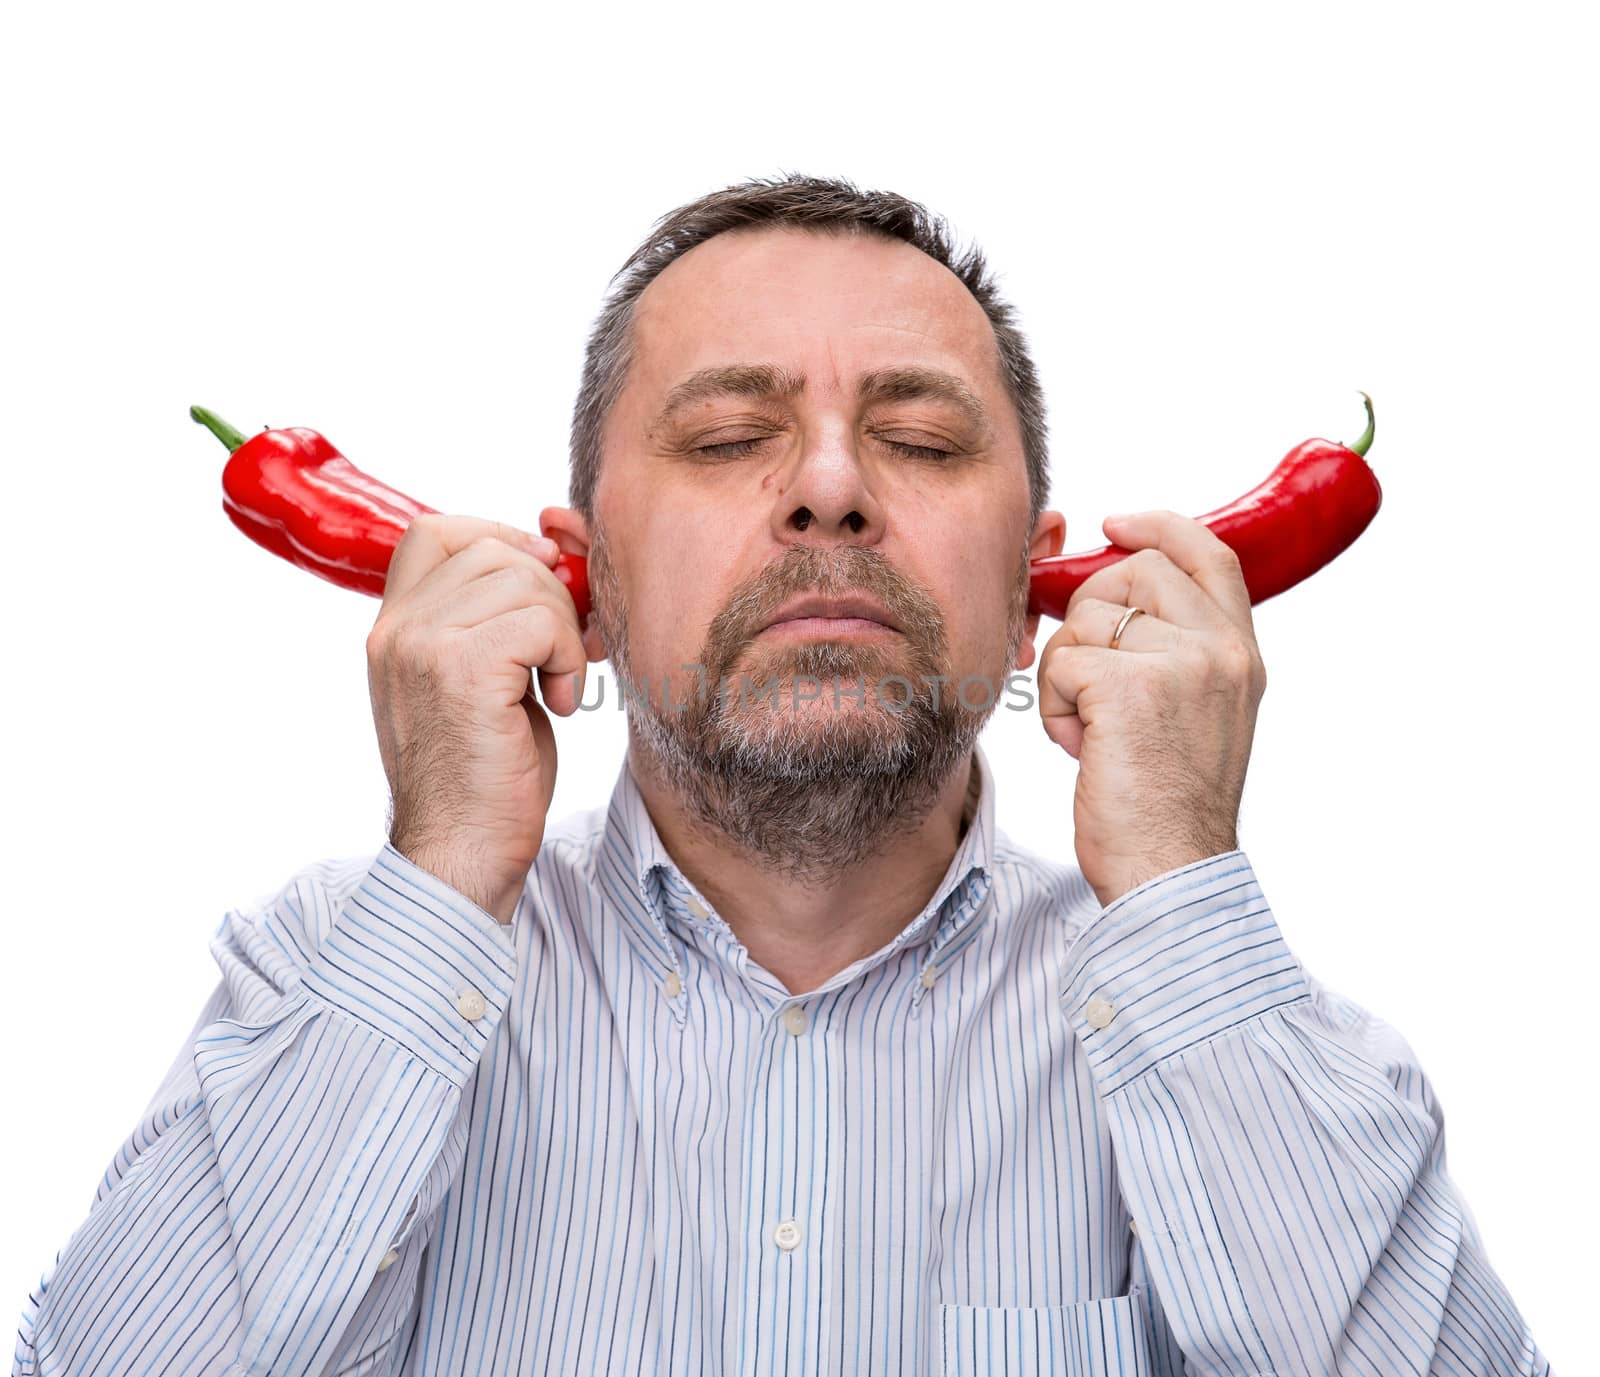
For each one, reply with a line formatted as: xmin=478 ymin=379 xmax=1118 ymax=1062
xmin=1060 ymin=849 xmax=1555 ymax=1377
xmin=12 ymin=842 xmax=518 ymax=1377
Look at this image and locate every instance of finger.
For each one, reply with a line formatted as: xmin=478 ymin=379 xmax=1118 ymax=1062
xmin=471 ymin=603 xmax=590 ymax=717
xmin=1037 ymin=642 xmax=1124 ymax=722
xmin=1060 ymin=597 xmax=1180 ymax=653
xmin=419 ymin=552 xmax=575 ymax=631
xmin=1043 ymin=710 xmax=1085 ymax=759
xmin=1100 ymin=510 xmax=1253 ymax=629
xmin=1068 ymin=541 xmax=1232 ymax=634
xmin=519 ymin=687 xmax=559 ymax=805
xmin=384 ymin=514 xmax=554 ymax=607
xmin=400 ymin=533 xmax=567 ymax=622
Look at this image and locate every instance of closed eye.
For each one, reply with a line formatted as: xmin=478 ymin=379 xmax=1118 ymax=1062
xmin=696 ymin=436 xmax=954 ymax=461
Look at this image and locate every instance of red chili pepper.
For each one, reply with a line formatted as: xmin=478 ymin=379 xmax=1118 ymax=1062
xmin=193 ymin=395 xmax=1379 ymax=625
xmin=190 ymin=405 xmax=592 ymax=618
xmin=1026 ymin=392 xmax=1381 ymax=619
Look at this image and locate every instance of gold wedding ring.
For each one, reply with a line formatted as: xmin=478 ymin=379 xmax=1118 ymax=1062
xmin=1109 ymin=605 xmax=1146 ymax=651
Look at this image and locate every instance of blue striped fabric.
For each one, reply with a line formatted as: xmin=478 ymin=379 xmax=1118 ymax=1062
xmin=13 ymin=742 xmax=1553 ymax=1376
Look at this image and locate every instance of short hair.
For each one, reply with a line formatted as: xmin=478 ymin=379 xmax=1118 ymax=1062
xmin=567 ymin=173 xmax=1049 ymax=528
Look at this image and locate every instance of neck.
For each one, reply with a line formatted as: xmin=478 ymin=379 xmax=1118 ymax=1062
xmin=628 ymin=746 xmax=980 ymax=996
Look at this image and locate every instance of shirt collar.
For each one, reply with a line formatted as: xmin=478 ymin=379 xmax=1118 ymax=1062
xmin=593 ymin=742 xmax=998 ymax=1002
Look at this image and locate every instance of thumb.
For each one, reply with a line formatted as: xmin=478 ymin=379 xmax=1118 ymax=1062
xmin=1043 ymin=713 xmax=1083 ymax=760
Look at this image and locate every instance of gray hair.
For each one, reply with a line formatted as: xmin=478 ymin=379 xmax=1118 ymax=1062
xmin=567 ymin=173 xmax=1050 ymax=528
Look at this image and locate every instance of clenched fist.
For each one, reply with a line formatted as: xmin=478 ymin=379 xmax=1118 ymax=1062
xmin=1036 ymin=510 xmax=1267 ymax=909
xmin=366 ymin=514 xmax=588 ymax=925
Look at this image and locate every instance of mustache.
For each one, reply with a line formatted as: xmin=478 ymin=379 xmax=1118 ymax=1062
xmin=707 ymin=545 xmax=945 ymax=652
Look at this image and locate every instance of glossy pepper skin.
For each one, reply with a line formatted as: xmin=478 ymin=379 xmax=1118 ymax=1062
xmin=194 ymin=394 xmax=1378 ymax=626
xmin=191 ymin=406 xmax=592 ymax=619
xmin=1025 ymin=392 xmax=1381 ymax=620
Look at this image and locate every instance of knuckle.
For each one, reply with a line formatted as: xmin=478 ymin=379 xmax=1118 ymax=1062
xmin=491 ymin=560 xmax=539 ymax=592
xmin=396 ymin=513 xmax=440 ymax=554
xmin=1129 ymin=548 xmax=1166 ymax=575
xmin=509 ymin=603 xmax=560 ymax=653
xmin=1063 ymin=596 xmax=1112 ymax=639
xmin=1218 ymin=636 xmax=1256 ymax=681
xmin=1052 ymin=643 xmax=1094 ymax=680
xmin=388 ymin=621 xmax=436 ymax=669
xmin=385 ymin=623 xmax=417 ymax=664
xmin=369 ymin=617 xmax=420 ymax=666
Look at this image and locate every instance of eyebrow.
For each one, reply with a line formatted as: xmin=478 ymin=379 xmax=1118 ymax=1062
xmin=649 ymin=362 xmax=993 ymax=437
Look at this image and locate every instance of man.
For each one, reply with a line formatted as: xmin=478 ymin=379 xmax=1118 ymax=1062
xmin=15 ymin=175 xmax=1551 ymax=1376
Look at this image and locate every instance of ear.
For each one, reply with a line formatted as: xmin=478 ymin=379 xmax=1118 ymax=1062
xmin=1015 ymin=508 xmax=1067 ymax=673
xmin=538 ymin=506 xmax=608 ymax=664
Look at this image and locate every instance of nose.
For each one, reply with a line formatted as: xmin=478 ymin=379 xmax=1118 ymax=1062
xmin=768 ymin=423 xmax=887 ymax=548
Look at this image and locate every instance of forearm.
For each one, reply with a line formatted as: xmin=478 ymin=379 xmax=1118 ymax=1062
xmin=1062 ymin=850 xmax=1553 ymax=1376
xmin=14 ymin=844 xmax=516 ymax=1377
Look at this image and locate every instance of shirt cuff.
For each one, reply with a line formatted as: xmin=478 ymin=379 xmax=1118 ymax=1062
xmin=1061 ymin=850 xmax=1311 ymax=1095
xmin=298 ymin=842 xmax=518 ymax=1084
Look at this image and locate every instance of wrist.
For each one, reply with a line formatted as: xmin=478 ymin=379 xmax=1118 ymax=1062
xmin=1094 ymin=836 xmax=1238 ymax=909
xmin=392 ymin=836 xmax=524 ymax=926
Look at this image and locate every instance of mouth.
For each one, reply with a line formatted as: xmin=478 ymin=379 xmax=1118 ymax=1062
xmin=759 ymin=593 xmax=904 ymax=639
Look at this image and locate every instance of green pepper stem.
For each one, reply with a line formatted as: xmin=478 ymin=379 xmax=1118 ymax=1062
xmin=190 ymin=404 xmax=251 ymax=454
xmin=1346 ymin=391 xmax=1375 ymax=457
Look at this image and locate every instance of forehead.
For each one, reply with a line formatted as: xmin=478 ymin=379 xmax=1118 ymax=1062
xmin=628 ymin=226 xmax=1004 ymax=390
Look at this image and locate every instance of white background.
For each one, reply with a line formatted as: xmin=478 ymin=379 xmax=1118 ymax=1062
xmin=2 ymin=0 xmax=1592 ymax=1366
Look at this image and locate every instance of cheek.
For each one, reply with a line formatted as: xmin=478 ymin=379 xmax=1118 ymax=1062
xmin=618 ymin=553 xmax=733 ymax=679
xmin=946 ymin=611 xmax=1012 ymax=676
xmin=624 ymin=579 xmax=702 ymax=674
xmin=924 ymin=521 xmax=1003 ymax=607
xmin=618 ymin=503 xmax=723 ymax=649
xmin=932 ymin=540 xmax=1027 ymax=666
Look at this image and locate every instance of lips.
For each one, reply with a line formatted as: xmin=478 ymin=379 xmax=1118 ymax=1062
xmin=762 ymin=592 xmax=904 ymax=633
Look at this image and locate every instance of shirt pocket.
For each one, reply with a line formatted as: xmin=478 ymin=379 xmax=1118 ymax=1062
xmin=938 ymin=1294 xmax=1150 ymax=1376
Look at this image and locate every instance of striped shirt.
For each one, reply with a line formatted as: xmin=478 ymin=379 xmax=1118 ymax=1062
xmin=14 ymin=742 xmax=1553 ymax=1376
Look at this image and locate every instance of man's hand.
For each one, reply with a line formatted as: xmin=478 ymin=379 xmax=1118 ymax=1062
xmin=366 ymin=514 xmax=587 ymax=925
xmin=1037 ymin=510 xmax=1267 ymax=909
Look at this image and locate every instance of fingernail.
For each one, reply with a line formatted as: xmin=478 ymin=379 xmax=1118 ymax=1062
xmin=1103 ymin=512 xmax=1131 ymax=525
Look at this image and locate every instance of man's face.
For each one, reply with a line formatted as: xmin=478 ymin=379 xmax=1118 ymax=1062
xmin=591 ymin=226 xmax=1045 ymax=734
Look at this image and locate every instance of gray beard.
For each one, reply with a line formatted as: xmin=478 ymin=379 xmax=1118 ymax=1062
xmin=589 ymin=525 xmax=1026 ymax=883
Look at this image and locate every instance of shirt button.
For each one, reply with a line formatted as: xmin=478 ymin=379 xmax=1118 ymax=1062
xmin=663 ymin=970 xmax=683 ymax=999
xmin=772 ymin=1218 xmax=802 ymax=1251
xmin=687 ymin=897 xmax=709 ymax=920
xmin=376 ymin=1247 xmax=400 ymax=1273
xmin=1085 ymin=996 xmax=1115 ymax=1030
xmin=1129 ymin=1218 xmax=1139 ymax=1239
xmin=456 ymin=989 xmax=488 ymax=1021
xmin=920 ymin=965 xmax=938 ymax=990
xmin=782 ymin=1005 xmax=808 ymax=1036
